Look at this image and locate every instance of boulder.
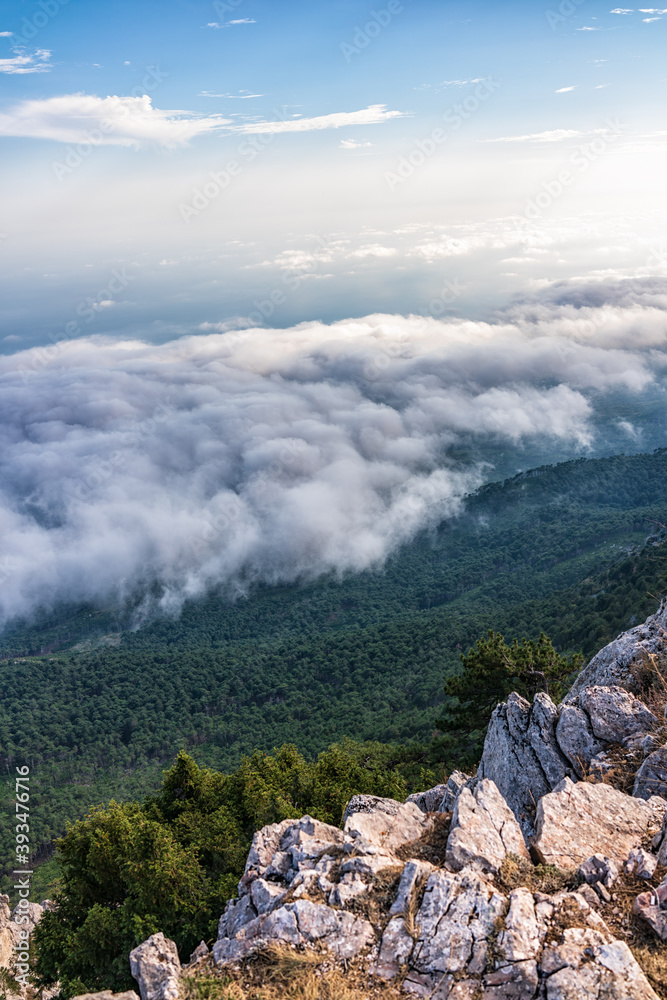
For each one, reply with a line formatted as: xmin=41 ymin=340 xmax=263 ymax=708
xmin=404 ymin=867 xmax=508 ymax=989
xmin=343 ymin=795 xmax=430 ymax=852
xmin=389 ymin=860 xmax=433 ymax=917
xmin=578 ymin=685 xmax=657 ymax=743
xmin=187 ymin=942 xmax=209 ymax=964
xmin=129 ymin=933 xmax=181 ymax=1000
xmin=533 ymin=777 xmax=667 ymax=869
xmin=438 ymin=770 xmax=471 ymax=813
xmin=633 ymin=746 xmax=667 ymax=800
xmin=577 ymin=854 xmax=619 ymax=889
xmin=72 ymin=994 xmax=139 ymax=1000
xmin=564 ymin=598 xmax=667 ymax=702
xmin=633 ymin=881 xmax=667 ymax=941
xmin=625 ymin=847 xmax=657 ymax=880
xmin=374 ymin=916 xmax=415 ymax=980
xmin=213 ymin=898 xmax=375 ymax=965
xmin=406 ymin=783 xmax=449 ymax=813
xmin=446 ymin=779 xmax=529 ymax=874
xmin=555 ymin=704 xmax=607 ymax=778
xmin=478 ymin=693 xmax=571 ymax=838
xmin=544 ymin=939 xmax=658 ymax=999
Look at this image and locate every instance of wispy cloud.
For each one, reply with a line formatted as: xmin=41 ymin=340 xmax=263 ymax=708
xmin=0 ymin=96 xmax=406 ymax=146
xmin=610 ymin=7 xmax=634 ymax=11
xmin=483 ymin=128 xmax=583 ymax=143
xmin=340 ymin=138 xmax=373 ymax=149
xmin=226 ymin=104 xmax=409 ymax=135
xmin=555 ymin=85 xmax=577 ymax=92
xmin=198 ymin=90 xmax=264 ymax=98
xmin=208 ymin=18 xmax=257 ymax=28
xmin=0 ymin=94 xmax=231 ymax=146
xmin=0 ymin=47 xmax=51 ymax=74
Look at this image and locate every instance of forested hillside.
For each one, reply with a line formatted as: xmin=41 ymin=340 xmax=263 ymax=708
xmin=2 ymin=448 xmax=667 ymax=884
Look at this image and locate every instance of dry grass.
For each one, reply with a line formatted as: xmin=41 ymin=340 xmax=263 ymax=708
xmin=593 ymin=867 xmax=667 ymax=1000
xmin=182 ymin=948 xmax=405 ymax=1000
xmin=345 ymin=866 xmax=403 ymax=927
xmin=396 ymin=813 xmax=452 ymax=867
xmin=497 ymin=853 xmax=575 ymax=896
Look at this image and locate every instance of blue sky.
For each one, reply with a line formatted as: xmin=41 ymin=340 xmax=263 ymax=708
xmin=0 ymin=0 xmax=666 ymax=349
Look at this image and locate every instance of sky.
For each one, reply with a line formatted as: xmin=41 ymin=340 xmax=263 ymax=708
xmin=0 ymin=0 xmax=666 ymax=623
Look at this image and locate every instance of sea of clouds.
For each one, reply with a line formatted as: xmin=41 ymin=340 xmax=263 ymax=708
xmin=0 ymin=277 xmax=666 ymax=626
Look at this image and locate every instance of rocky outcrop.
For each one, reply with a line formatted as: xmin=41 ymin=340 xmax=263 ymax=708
xmin=129 ymin=933 xmax=181 ymax=1000
xmin=406 ymin=784 xmax=449 ymax=813
xmin=634 ymin=745 xmax=667 ymax=800
xmin=532 ymin=777 xmax=667 ymax=869
xmin=478 ymin=682 xmax=661 ymax=835
xmin=445 ymin=778 xmax=529 ymax=873
xmin=634 ymin=882 xmax=667 ymax=941
xmin=72 ymin=994 xmax=139 ymax=1000
xmin=477 ymin=692 xmax=572 ymax=838
xmin=129 ymin=606 xmax=667 ymax=1000
xmin=343 ymin=795 xmax=430 ymax=852
xmin=400 ymin=876 xmax=659 ymax=999
xmin=565 ymin=598 xmax=667 ymax=701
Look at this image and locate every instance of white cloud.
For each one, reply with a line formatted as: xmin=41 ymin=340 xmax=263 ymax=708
xmin=610 ymin=7 xmax=634 ymax=11
xmin=643 ymin=16 xmax=663 ymax=20
xmin=208 ymin=18 xmax=256 ymax=27
xmin=0 ymin=31 xmax=13 ymax=37
xmin=226 ymin=104 xmax=408 ymax=135
xmin=0 ymin=96 xmax=405 ymax=146
xmin=0 ymin=288 xmax=664 ymax=624
xmin=0 ymin=93 xmax=231 ymax=146
xmin=556 ymin=85 xmax=577 ymax=92
xmin=340 ymin=138 xmax=373 ymax=149
xmin=0 ymin=47 xmax=51 ymax=74
xmin=199 ymin=90 xmax=264 ymax=98
xmin=483 ymin=128 xmax=582 ymax=143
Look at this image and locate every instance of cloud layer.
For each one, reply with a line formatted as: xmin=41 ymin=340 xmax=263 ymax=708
xmin=0 ymin=94 xmax=406 ymax=146
xmin=0 ymin=284 xmax=666 ymax=626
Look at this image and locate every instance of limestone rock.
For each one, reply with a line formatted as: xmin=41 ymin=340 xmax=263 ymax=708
xmin=213 ymin=899 xmax=375 ymax=965
xmin=407 ymin=868 xmax=508 ymax=984
xmin=634 ymin=746 xmax=667 ymax=800
xmin=578 ymin=854 xmax=619 ymax=888
xmin=329 ymin=873 xmax=367 ymax=907
xmin=633 ymin=881 xmax=667 ymax=941
xmin=389 ymin=860 xmax=433 ymax=917
xmin=478 ymin=692 xmax=569 ymax=838
xmin=129 ymin=933 xmax=181 ymax=1000
xmin=72 ymin=993 xmax=139 ymax=1000
xmin=438 ymin=770 xmax=471 ymax=813
xmin=446 ymin=779 xmax=529 ymax=874
xmin=545 ymin=939 xmax=659 ymax=999
xmin=556 ymin=705 xmax=606 ymax=777
xmin=483 ymin=960 xmax=539 ymax=999
xmin=407 ymin=783 xmax=449 ymax=813
xmin=343 ymin=795 xmax=430 ymax=852
xmin=187 ymin=942 xmax=209 ymax=964
xmin=625 ymin=846 xmax=657 ymax=879
xmin=579 ymin=685 xmax=658 ymax=743
xmin=564 ymin=598 xmax=667 ymax=702
xmin=533 ymin=777 xmax=667 ymax=869
xmin=375 ymin=916 xmax=415 ymax=979
xmin=496 ymin=888 xmax=542 ymax=963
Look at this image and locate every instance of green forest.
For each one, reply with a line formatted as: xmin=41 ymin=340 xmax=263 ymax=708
xmin=2 ymin=447 xmax=667 ymax=898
